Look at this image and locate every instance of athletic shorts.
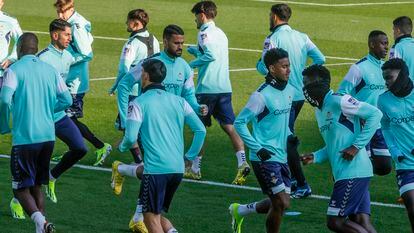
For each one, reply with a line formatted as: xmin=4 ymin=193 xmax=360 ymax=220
xmin=397 ymin=170 xmax=414 ymax=196
xmin=252 ymin=161 xmax=291 ymax=196
xmin=139 ymin=173 xmax=183 ymax=214
xmin=55 ymin=115 xmax=87 ymax=151
xmin=66 ymin=93 xmax=85 ymax=118
xmin=196 ymin=93 xmax=235 ymax=127
xmin=327 ymin=177 xmax=371 ymax=217
xmin=11 ymin=141 xmax=55 ymax=190
xmin=366 ymin=129 xmax=390 ymax=157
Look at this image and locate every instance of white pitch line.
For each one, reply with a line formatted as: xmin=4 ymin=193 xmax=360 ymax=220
xmin=0 ymin=154 xmax=404 ymax=209
xmin=253 ymin=0 xmax=414 ymax=7
xmin=28 ymin=30 xmax=358 ymax=61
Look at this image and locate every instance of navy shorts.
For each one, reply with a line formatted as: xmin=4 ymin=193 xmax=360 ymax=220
xmin=11 ymin=141 xmax=55 ymax=190
xmin=139 ymin=173 xmax=183 ymax=214
xmin=66 ymin=93 xmax=85 ymax=118
xmin=252 ymin=161 xmax=291 ymax=196
xmin=397 ymin=170 xmax=414 ymax=196
xmin=327 ymin=177 xmax=371 ymax=217
xmin=288 ymin=100 xmax=304 ymax=133
xmin=366 ymin=129 xmax=390 ymax=157
xmin=196 ymin=93 xmax=235 ymax=127
xmin=55 ymin=116 xmax=87 ymax=151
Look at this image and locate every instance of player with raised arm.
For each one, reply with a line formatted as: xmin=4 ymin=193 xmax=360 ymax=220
xmin=229 ymin=48 xmax=294 ymax=233
xmin=301 ymin=65 xmax=380 ymax=233
xmin=54 ymin=0 xmax=111 ymax=166
xmin=338 ymin=30 xmax=392 ymax=176
xmin=187 ymin=0 xmax=249 ymax=185
xmin=0 ymin=33 xmax=72 ymax=233
xmin=118 ymin=59 xmax=206 ymax=233
xmin=378 ymin=58 xmax=414 ymax=232
xmin=37 ymin=19 xmax=88 ymax=204
xmin=390 ymin=16 xmax=414 ymax=81
xmin=256 ymin=4 xmax=325 ymax=198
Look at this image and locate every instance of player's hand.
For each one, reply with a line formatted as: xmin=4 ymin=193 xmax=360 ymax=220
xmin=199 ymin=104 xmax=208 ymax=116
xmin=0 ymin=59 xmax=12 ymax=69
xmin=397 ymin=155 xmax=405 ymax=163
xmin=341 ymin=145 xmax=359 ymax=161
xmin=108 ymin=86 xmax=116 ymax=96
xmin=257 ymin=148 xmax=274 ymax=161
xmin=301 ymin=153 xmax=314 ymax=165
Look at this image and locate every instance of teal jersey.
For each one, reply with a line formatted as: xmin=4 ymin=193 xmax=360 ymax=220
xmin=0 ymin=55 xmax=72 ymax=145
xmin=338 ymin=53 xmax=386 ymax=107
xmin=110 ymin=29 xmax=160 ymax=96
xmin=38 ymin=44 xmax=75 ymax=122
xmin=313 ymin=91 xmax=381 ymax=181
xmin=0 ymin=11 xmax=22 ymax=77
xmin=256 ymin=24 xmax=325 ymax=101
xmin=235 ymin=82 xmax=294 ymax=163
xmin=378 ymin=90 xmax=414 ymax=170
xmin=117 ymin=51 xmax=200 ymax=129
xmin=66 ymin=11 xmax=93 ymax=94
xmin=188 ymin=21 xmax=232 ymax=94
xmin=390 ymin=35 xmax=414 ymax=81
xmin=119 ymin=85 xmax=206 ymax=174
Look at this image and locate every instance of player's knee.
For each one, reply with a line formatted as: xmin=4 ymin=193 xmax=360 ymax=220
xmin=326 ymin=217 xmax=343 ymax=232
xmin=373 ymin=161 xmax=392 ymax=176
xmin=271 ymin=196 xmax=289 ymax=212
xmin=72 ymin=147 xmax=88 ymax=160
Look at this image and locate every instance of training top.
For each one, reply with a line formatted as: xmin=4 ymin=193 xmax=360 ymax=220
xmin=256 ymin=24 xmax=325 ymax=101
xmin=235 ymin=82 xmax=294 ymax=163
xmin=188 ymin=21 xmax=232 ymax=94
xmin=117 ymin=51 xmax=200 ymax=129
xmin=119 ymin=85 xmax=206 ymax=174
xmin=378 ymin=90 xmax=414 ymax=170
xmin=0 ymin=11 xmax=22 ymax=77
xmin=390 ymin=35 xmax=414 ymax=81
xmin=338 ymin=53 xmax=386 ymax=107
xmin=313 ymin=91 xmax=381 ymax=181
xmin=110 ymin=29 xmax=160 ymax=96
xmin=0 ymin=55 xmax=72 ymax=145
xmin=38 ymin=43 xmax=75 ymax=122
xmin=66 ymin=11 xmax=94 ymax=94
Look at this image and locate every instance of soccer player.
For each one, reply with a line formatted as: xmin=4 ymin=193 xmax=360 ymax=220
xmin=0 ymin=0 xmax=25 ymax=220
xmin=109 ymin=8 xmax=160 ymax=164
xmin=118 ymin=59 xmax=206 ymax=233
xmin=112 ymin=24 xmax=207 ymax=233
xmin=0 ymin=32 xmax=72 ymax=233
xmin=229 ymin=48 xmax=294 ymax=233
xmin=378 ymin=58 xmax=414 ymax=232
xmin=390 ymin=16 xmax=414 ymax=81
xmin=54 ymin=0 xmax=111 ymax=166
xmin=338 ymin=30 xmax=392 ymax=176
xmin=37 ymin=19 xmax=88 ymax=204
xmin=300 ymin=65 xmax=381 ymax=233
xmin=256 ymin=3 xmax=325 ymax=197
xmin=188 ymin=0 xmax=249 ymax=185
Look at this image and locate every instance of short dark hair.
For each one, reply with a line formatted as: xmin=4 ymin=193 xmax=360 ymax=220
xmin=302 ymin=64 xmax=331 ymax=86
xmin=263 ymin=48 xmax=289 ymax=69
xmin=191 ymin=1 xmax=217 ymax=19
xmin=18 ymin=32 xmax=39 ymax=56
xmin=142 ymin=59 xmax=166 ymax=83
xmin=382 ymin=58 xmax=408 ymax=72
xmin=271 ymin=4 xmax=292 ymax=22
xmin=128 ymin=9 xmax=149 ymax=28
xmin=49 ymin=19 xmax=71 ymax=33
xmin=163 ymin=24 xmax=184 ymax=40
xmin=368 ymin=30 xmax=387 ymax=42
xmin=393 ymin=16 xmax=413 ymax=35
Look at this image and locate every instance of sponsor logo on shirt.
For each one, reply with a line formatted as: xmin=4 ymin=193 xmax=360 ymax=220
xmin=319 ymin=122 xmax=333 ymax=133
xmin=391 ymin=115 xmax=414 ymax=124
xmin=273 ymin=107 xmax=290 ymax=116
xmin=347 ymin=96 xmax=359 ymax=106
xmin=369 ymin=84 xmax=385 ymax=90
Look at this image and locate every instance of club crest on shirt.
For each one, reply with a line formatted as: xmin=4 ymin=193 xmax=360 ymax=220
xmin=74 ymin=23 xmax=80 ymax=29
xmin=326 ymin=111 xmax=333 ymax=120
xmin=177 ymin=72 xmax=183 ymax=81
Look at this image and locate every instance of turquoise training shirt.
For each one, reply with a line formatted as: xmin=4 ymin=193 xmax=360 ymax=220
xmin=256 ymin=24 xmax=325 ymax=101
xmin=119 ymin=85 xmax=206 ymax=174
xmin=235 ymin=82 xmax=295 ymax=163
xmin=0 ymin=55 xmax=72 ymax=145
xmin=188 ymin=21 xmax=232 ymax=94
xmin=313 ymin=91 xmax=381 ymax=181
xmin=38 ymin=43 xmax=75 ymax=122
xmin=378 ymin=90 xmax=414 ymax=170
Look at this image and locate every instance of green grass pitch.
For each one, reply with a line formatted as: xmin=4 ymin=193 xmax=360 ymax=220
xmin=0 ymin=0 xmax=413 ymax=232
